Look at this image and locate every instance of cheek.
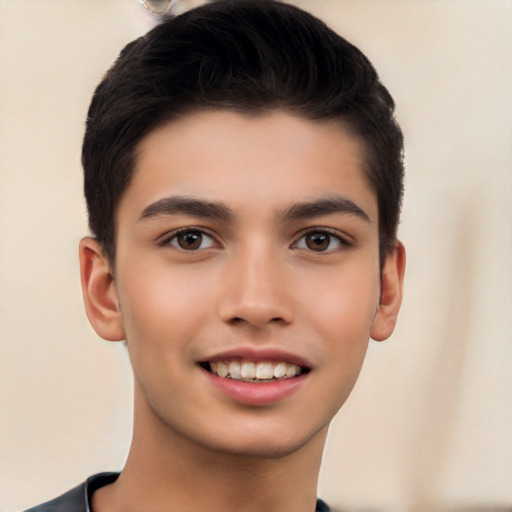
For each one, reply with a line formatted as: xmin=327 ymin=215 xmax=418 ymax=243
xmin=115 ymin=266 xmax=216 ymax=401
xmin=304 ymin=268 xmax=378 ymax=413
xmin=297 ymin=260 xmax=380 ymax=359
xmin=115 ymin=261 xmax=217 ymax=351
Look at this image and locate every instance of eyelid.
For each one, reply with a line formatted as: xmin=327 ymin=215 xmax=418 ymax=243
xmin=291 ymin=227 xmax=352 ymax=251
xmin=158 ymin=226 xmax=223 ymax=249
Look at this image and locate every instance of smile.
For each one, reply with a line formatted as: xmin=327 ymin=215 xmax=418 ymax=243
xmin=203 ymin=360 xmax=307 ymax=382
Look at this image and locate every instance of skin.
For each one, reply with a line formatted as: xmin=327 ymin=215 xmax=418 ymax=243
xmin=80 ymin=110 xmax=405 ymax=512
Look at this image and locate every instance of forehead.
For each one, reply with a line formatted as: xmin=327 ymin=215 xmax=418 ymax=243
xmin=118 ymin=110 xmax=378 ymax=224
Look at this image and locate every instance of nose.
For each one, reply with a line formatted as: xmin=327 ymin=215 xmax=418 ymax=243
xmin=217 ymin=244 xmax=294 ymax=328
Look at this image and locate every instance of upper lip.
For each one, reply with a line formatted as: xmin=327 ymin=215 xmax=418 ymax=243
xmin=200 ymin=346 xmax=313 ymax=370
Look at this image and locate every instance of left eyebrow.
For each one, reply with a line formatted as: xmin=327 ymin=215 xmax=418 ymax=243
xmin=279 ymin=195 xmax=371 ymax=223
xmin=138 ymin=195 xmax=234 ymax=223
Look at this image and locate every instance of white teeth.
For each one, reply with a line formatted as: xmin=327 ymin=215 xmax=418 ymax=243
xmin=285 ymin=363 xmax=298 ymax=377
xmin=256 ymin=361 xmax=274 ymax=380
xmin=207 ymin=360 xmax=304 ymax=381
xmin=274 ymin=361 xmax=287 ymax=378
xmin=228 ymin=360 xmax=241 ymax=380
xmin=216 ymin=361 xmax=229 ymax=378
xmin=240 ymin=361 xmax=256 ymax=379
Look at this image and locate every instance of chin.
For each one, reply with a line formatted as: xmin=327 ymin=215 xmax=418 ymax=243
xmin=200 ymin=420 xmax=329 ymax=460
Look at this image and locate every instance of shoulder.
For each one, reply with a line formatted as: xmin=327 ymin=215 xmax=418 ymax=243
xmin=24 ymin=473 xmax=119 ymax=512
xmin=25 ymin=474 xmax=329 ymax=512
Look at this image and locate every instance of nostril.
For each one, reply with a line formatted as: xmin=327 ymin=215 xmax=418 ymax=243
xmin=228 ymin=316 xmax=286 ymax=327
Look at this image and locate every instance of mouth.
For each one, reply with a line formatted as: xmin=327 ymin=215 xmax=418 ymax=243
xmin=198 ymin=350 xmax=312 ymax=405
xmin=199 ymin=360 xmax=311 ymax=383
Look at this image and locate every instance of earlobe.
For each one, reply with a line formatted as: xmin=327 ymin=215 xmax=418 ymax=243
xmin=79 ymin=237 xmax=126 ymax=342
xmin=370 ymin=241 xmax=406 ymax=342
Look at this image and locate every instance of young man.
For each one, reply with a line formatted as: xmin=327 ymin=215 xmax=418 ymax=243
xmin=27 ymin=1 xmax=405 ymax=511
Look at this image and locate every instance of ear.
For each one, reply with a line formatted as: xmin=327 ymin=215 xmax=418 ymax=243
xmin=370 ymin=241 xmax=406 ymax=341
xmin=79 ymin=237 xmax=125 ymax=341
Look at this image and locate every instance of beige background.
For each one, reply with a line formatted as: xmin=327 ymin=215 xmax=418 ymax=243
xmin=1 ymin=1 xmax=511 ymax=511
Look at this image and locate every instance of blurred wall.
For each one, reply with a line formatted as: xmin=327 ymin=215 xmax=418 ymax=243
xmin=1 ymin=1 xmax=510 ymax=511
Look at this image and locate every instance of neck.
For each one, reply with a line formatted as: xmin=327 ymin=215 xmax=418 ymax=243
xmin=93 ymin=383 xmax=328 ymax=512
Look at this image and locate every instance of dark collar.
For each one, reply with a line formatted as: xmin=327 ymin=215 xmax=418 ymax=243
xmin=85 ymin=472 xmax=119 ymax=512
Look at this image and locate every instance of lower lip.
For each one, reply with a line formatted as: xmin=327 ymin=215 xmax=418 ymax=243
xmin=202 ymin=368 xmax=309 ymax=406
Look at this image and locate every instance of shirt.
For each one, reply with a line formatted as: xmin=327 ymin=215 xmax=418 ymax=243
xmin=25 ymin=472 xmax=332 ymax=511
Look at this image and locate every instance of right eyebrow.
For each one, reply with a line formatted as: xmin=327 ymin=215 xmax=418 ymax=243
xmin=138 ymin=195 xmax=234 ymax=224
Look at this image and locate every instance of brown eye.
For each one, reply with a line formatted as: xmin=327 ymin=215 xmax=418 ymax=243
xmin=168 ymin=230 xmax=215 ymax=251
xmin=294 ymin=230 xmax=345 ymax=252
xmin=305 ymin=232 xmax=330 ymax=251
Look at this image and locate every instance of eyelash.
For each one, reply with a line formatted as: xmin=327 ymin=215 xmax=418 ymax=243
xmin=292 ymin=229 xmax=351 ymax=253
xmin=159 ymin=227 xmax=351 ymax=253
xmin=159 ymin=227 xmax=220 ymax=251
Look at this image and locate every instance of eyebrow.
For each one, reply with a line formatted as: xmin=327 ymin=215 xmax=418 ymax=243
xmin=280 ymin=195 xmax=371 ymax=223
xmin=138 ymin=194 xmax=370 ymax=225
xmin=138 ymin=196 xmax=234 ymax=223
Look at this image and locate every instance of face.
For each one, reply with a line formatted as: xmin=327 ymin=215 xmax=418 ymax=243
xmin=103 ymin=110 xmax=394 ymax=458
